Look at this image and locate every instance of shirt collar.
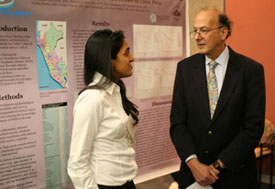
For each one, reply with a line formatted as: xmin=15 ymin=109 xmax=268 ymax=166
xmin=88 ymin=72 xmax=119 ymax=95
xmin=205 ymin=46 xmax=229 ymax=67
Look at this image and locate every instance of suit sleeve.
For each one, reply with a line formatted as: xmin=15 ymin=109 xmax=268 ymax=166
xmin=219 ymin=63 xmax=266 ymax=171
xmin=170 ymin=62 xmax=198 ymax=162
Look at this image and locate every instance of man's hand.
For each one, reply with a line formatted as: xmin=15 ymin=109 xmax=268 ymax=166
xmin=209 ymin=159 xmax=225 ymax=177
xmin=187 ymin=158 xmax=218 ymax=186
xmin=208 ymin=164 xmax=220 ymax=179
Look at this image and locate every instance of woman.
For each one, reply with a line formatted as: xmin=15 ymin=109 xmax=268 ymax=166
xmin=68 ymin=29 xmax=139 ymax=189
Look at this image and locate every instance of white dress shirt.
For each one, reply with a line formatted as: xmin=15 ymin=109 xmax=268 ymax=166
xmin=185 ymin=46 xmax=229 ymax=163
xmin=205 ymin=46 xmax=229 ymax=96
xmin=68 ymin=72 xmax=138 ymax=189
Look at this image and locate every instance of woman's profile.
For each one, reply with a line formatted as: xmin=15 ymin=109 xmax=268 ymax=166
xmin=68 ymin=29 xmax=139 ymax=189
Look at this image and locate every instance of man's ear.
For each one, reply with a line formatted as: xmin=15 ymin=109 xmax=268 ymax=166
xmin=220 ymin=27 xmax=229 ymax=40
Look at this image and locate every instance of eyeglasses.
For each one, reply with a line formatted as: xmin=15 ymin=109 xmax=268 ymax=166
xmin=189 ymin=26 xmax=224 ymax=38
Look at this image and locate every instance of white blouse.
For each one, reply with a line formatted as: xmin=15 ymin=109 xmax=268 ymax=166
xmin=68 ymin=72 xmax=138 ymax=189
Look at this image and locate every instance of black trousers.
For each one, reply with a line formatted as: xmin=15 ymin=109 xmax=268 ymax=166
xmin=98 ymin=181 xmax=136 ymax=189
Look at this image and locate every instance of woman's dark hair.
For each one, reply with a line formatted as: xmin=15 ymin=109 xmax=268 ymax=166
xmin=80 ymin=29 xmax=139 ymax=125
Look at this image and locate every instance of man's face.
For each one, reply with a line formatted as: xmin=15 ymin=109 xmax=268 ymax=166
xmin=193 ymin=10 xmax=227 ymax=60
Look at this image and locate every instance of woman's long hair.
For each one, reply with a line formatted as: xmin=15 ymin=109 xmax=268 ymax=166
xmin=80 ymin=29 xmax=139 ymax=125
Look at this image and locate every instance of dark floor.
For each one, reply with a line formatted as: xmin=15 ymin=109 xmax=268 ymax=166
xmin=136 ymin=173 xmax=275 ymax=189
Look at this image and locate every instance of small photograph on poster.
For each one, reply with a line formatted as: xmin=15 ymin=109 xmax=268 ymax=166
xmin=36 ymin=21 xmax=68 ymax=90
xmin=42 ymin=102 xmax=70 ymax=188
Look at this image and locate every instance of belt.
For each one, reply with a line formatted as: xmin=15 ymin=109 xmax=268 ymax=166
xmin=98 ymin=181 xmax=135 ymax=189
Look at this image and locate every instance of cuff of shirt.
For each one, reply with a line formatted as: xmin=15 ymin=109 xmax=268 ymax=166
xmin=185 ymin=154 xmax=197 ymax=163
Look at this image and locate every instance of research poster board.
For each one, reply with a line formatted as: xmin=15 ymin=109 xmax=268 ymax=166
xmin=0 ymin=0 xmax=186 ymax=188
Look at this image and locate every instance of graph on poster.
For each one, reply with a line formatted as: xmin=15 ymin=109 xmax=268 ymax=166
xmin=134 ymin=61 xmax=178 ymax=99
xmin=133 ymin=24 xmax=183 ymax=58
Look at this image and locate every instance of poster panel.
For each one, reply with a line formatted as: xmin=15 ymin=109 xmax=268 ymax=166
xmin=0 ymin=0 xmax=186 ymax=188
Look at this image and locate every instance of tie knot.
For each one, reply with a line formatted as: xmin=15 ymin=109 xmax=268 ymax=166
xmin=209 ymin=61 xmax=218 ymax=70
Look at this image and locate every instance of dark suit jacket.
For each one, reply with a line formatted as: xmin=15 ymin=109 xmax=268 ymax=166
xmin=170 ymin=47 xmax=265 ymax=189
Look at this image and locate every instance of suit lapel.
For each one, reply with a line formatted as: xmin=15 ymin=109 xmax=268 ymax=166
xmin=192 ymin=55 xmax=211 ymax=119
xmin=212 ymin=48 xmax=241 ymax=122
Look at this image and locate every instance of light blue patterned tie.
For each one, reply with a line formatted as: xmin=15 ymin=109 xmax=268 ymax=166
xmin=207 ymin=61 xmax=218 ymax=119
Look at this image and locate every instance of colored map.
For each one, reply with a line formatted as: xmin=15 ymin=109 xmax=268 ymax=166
xmin=36 ymin=21 xmax=68 ymax=90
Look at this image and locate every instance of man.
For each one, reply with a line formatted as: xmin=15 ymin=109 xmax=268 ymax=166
xmin=170 ymin=8 xmax=265 ymax=189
